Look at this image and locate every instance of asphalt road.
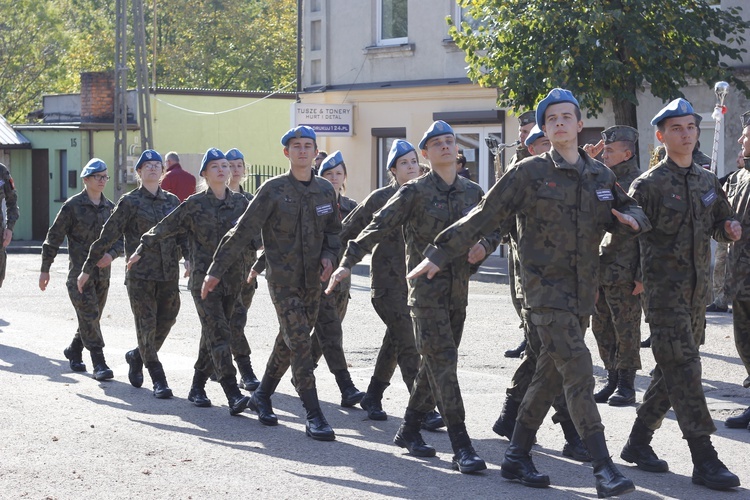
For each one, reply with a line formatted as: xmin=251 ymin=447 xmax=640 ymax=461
xmin=1 ymin=253 xmax=749 ymax=499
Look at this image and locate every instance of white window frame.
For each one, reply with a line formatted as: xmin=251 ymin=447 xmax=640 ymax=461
xmin=377 ymin=0 xmax=408 ymax=46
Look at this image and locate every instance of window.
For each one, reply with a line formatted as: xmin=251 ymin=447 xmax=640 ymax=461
xmin=453 ymin=4 xmax=481 ymax=31
xmin=377 ymin=0 xmax=408 ymax=45
xmin=58 ymin=150 xmax=68 ymax=199
xmin=311 ymin=20 xmax=321 ymax=51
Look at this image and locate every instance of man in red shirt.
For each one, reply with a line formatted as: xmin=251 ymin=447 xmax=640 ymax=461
xmin=161 ymin=151 xmax=196 ymax=202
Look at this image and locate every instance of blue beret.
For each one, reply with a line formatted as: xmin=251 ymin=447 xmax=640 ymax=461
xmin=386 ymin=139 xmax=416 ymax=171
xmin=651 ymin=98 xmax=695 ymax=126
xmin=200 ymin=148 xmax=225 ymax=175
xmin=419 ymin=120 xmax=454 ymax=150
xmin=81 ymin=158 xmax=107 ymax=178
xmin=281 ymin=126 xmax=316 ymax=146
xmin=536 ymin=88 xmax=580 ymax=126
xmin=225 ymin=148 xmax=244 ymax=161
xmin=135 ymin=149 xmax=162 ymax=170
xmin=524 ymin=124 xmax=545 ymax=147
xmin=319 ymin=150 xmax=344 ymax=176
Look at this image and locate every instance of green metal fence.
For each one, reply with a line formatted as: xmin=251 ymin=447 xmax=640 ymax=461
xmin=242 ymin=164 xmax=287 ymax=193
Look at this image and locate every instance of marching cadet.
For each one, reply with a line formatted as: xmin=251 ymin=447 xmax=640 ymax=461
xmin=591 ymin=126 xmax=643 ymax=407
xmin=0 ymin=162 xmax=19 ymax=288
xmin=203 ymin=126 xmax=340 ymax=441
xmin=720 ymin=111 xmax=750 ymax=431
xmin=40 ymin=159 xmax=123 ymax=380
xmin=129 ymin=148 xmax=251 ymax=416
xmin=408 ymin=90 xmax=644 ymax=497
xmin=78 ymin=150 xmax=183 ymax=399
xmin=621 ymin=99 xmax=740 ymax=491
xmin=327 ymin=121 xmax=500 ymax=473
xmin=505 ymin=110 xmax=537 ymax=173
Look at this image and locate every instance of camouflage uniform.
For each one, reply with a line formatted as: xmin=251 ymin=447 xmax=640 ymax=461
xmin=630 ymin=157 xmax=735 ymax=438
xmin=83 ymin=186 xmax=183 ymax=366
xmin=426 ymin=149 xmax=649 ymax=439
xmin=592 ymin=156 xmax=643 ymax=372
xmin=137 ymin=188 xmax=250 ymax=382
xmin=342 ymin=170 xmax=499 ymax=427
xmin=41 ymin=190 xmax=123 ymax=351
xmin=0 ymin=163 xmax=19 ymax=287
xmin=208 ymin=171 xmax=341 ymax=393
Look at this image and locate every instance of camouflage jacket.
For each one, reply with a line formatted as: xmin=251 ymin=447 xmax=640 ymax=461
xmin=208 ymin=171 xmax=341 ymax=289
xmin=0 ymin=163 xmax=18 ymax=231
xmin=630 ymin=158 xmax=734 ymax=317
xmin=427 ymin=149 xmax=650 ymax=316
xmin=341 ymin=182 xmax=406 ymax=292
xmin=342 ymin=170 xmax=499 ymax=309
xmin=721 ymin=161 xmax=750 ymax=299
xmin=506 ymin=146 xmax=533 ymax=173
xmin=41 ymin=190 xmax=122 ymax=282
xmin=599 ymin=156 xmax=642 ymax=285
xmin=83 ymin=186 xmax=184 ymax=282
xmin=236 ymin=186 xmax=259 ymax=270
xmin=137 ymin=187 xmax=250 ymax=292
xmin=339 ymin=194 xmax=357 ymax=220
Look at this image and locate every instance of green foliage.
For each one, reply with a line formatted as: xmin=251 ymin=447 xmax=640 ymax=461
xmin=449 ymin=0 xmax=750 ymax=118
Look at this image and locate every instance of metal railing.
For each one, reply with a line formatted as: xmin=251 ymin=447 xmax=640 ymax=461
xmin=242 ymin=164 xmax=287 ymax=193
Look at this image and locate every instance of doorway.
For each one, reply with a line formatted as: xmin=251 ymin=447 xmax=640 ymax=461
xmin=31 ymin=149 xmax=49 ymax=240
xmin=453 ymin=126 xmax=506 ymax=192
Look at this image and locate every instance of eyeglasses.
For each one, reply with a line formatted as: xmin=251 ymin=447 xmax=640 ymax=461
xmin=91 ymin=174 xmax=110 ymax=181
xmin=141 ymin=163 xmax=162 ymax=170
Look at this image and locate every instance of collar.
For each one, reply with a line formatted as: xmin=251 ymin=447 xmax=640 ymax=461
xmin=286 ymin=170 xmax=321 ymax=194
xmin=609 ymin=156 xmax=639 ymax=177
xmin=138 ymin=185 xmax=167 ymax=200
xmin=166 ymin=163 xmax=182 ymax=173
xmin=665 ymin=157 xmax=699 ymax=177
xmin=428 ymin=169 xmax=465 ymax=193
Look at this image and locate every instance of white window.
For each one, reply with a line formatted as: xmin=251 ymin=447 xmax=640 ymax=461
xmin=453 ymin=4 xmax=481 ymax=31
xmin=377 ymin=0 xmax=408 ymax=46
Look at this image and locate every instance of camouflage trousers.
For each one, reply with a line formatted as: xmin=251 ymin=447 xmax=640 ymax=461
xmin=0 ymin=245 xmax=6 ymax=287
xmin=712 ymin=242 xmax=730 ymax=308
xmin=732 ymin=299 xmax=750 ymax=388
xmin=126 ymin=278 xmax=180 ymax=365
xmin=407 ymin=306 xmax=466 ymax=427
xmin=507 ymin=244 xmax=524 ymax=322
xmin=506 ymin=309 xmax=571 ymax=424
xmin=309 ymin=280 xmax=349 ymax=373
xmin=66 ymin=277 xmax=109 ymax=350
xmin=227 ymin=280 xmax=257 ymax=361
xmin=638 ymin=307 xmax=715 ymax=438
xmin=191 ymin=289 xmax=237 ymax=382
xmin=591 ymin=284 xmax=642 ymax=371
xmin=263 ymin=285 xmax=319 ymax=392
xmin=370 ymin=287 xmax=420 ymax=389
xmin=518 ymin=308 xmax=604 ymax=439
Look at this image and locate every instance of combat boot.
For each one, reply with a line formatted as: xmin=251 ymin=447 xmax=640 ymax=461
xmin=90 ymin=350 xmax=114 ymax=381
xmin=560 ymin=420 xmax=591 ymax=462
xmin=724 ymin=405 xmax=750 ymax=428
xmin=447 ymin=423 xmax=487 ymax=473
xmin=220 ymin=377 xmax=250 ymax=416
xmin=594 ymin=370 xmax=618 ymax=403
xmin=504 ymin=338 xmax=527 ymax=358
xmin=500 ymin=424 xmax=550 ymax=488
xmin=585 ymin=432 xmax=635 ymax=498
xmin=421 ymin=409 xmax=445 ymax=431
xmin=236 ymin=356 xmax=260 ymax=392
xmin=393 ymin=409 xmax=436 ymax=457
xmin=360 ymin=377 xmax=389 ymax=421
xmin=608 ymin=369 xmax=636 ymax=406
xmin=492 ymin=395 xmax=519 ymax=439
xmin=124 ymin=348 xmax=144 ymax=388
xmin=334 ymin=369 xmax=365 ymax=407
xmin=248 ymin=375 xmax=281 ymax=425
xmin=299 ymin=388 xmax=336 ymax=441
xmin=146 ymin=362 xmax=173 ymax=399
xmin=620 ymin=418 xmax=669 ymax=472
xmin=187 ymin=370 xmax=212 ymax=407
xmin=687 ymin=435 xmax=740 ymax=490
xmin=63 ymin=337 xmax=86 ymax=372
xmin=640 ymin=336 xmax=651 ymax=348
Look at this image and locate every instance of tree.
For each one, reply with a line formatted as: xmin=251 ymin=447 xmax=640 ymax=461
xmin=449 ymin=0 xmax=750 ymax=128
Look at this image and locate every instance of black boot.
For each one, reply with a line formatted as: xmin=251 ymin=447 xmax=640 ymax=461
xmin=298 ymin=388 xmax=335 ymax=441
xmin=687 ymin=435 xmax=740 ymax=490
xmin=620 ymin=418 xmax=669 ymax=472
xmin=594 ymin=370 xmax=618 ymax=404
xmin=236 ymin=356 xmax=260 ymax=392
xmin=220 ymin=377 xmax=250 ymax=416
xmin=146 ymin=362 xmax=173 ymax=399
xmin=500 ymin=424 xmax=550 ymax=488
xmin=393 ymin=409 xmax=436 ymax=457
xmin=447 ymin=423 xmax=487 ymax=473
xmin=90 ymin=350 xmax=114 ymax=381
xmin=504 ymin=338 xmax=527 ymax=358
xmin=63 ymin=338 xmax=87 ymax=372
xmin=640 ymin=336 xmax=651 ymax=348
xmin=248 ymin=375 xmax=280 ymax=425
xmin=360 ymin=377 xmax=389 ymax=421
xmin=608 ymin=369 xmax=636 ymax=406
xmin=725 ymin=405 xmax=750 ymax=428
xmin=187 ymin=370 xmax=212 ymax=407
xmin=125 ymin=348 xmax=144 ymax=388
xmin=421 ymin=410 xmax=445 ymax=431
xmin=492 ymin=395 xmax=519 ymax=439
xmin=334 ymin=369 xmax=365 ymax=407
xmin=560 ymin=420 xmax=591 ymax=462
xmin=585 ymin=432 xmax=635 ymax=498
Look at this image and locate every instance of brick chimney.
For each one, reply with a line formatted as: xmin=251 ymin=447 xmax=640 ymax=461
xmin=80 ymin=71 xmax=115 ymax=123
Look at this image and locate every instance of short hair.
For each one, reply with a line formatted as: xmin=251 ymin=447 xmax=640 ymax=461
xmin=165 ymin=151 xmax=180 ymax=162
xmin=456 ymin=154 xmax=467 ymax=168
xmin=620 ymin=140 xmax=636 ymax=157
xmin=317 ymin=151 xmax=328 ymax=158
